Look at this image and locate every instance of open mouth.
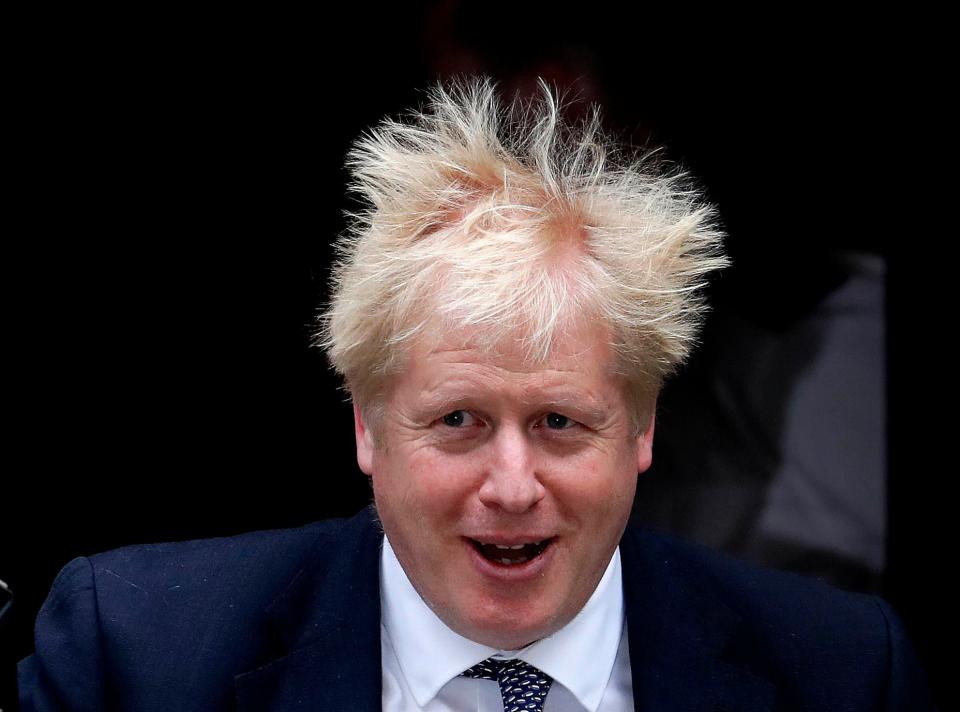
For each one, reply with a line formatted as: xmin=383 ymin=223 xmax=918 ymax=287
xmin=469 ymin=538 xmax=554 ymax=566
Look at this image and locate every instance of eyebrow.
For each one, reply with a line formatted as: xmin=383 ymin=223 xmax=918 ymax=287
xmin=536 ymin=396 xmax=609 ymax=424
xmin=416 ymin=393 xmax=472 ymax=415
xmin=417 ymin=389 xmax=610 ymax=424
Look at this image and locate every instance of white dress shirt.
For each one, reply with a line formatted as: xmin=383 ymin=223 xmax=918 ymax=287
xmin=380 ymin=536 xmax=633 ymax=711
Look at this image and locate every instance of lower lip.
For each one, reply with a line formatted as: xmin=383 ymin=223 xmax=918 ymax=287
xmin=463 ymin=538 xmax=556 ymax=582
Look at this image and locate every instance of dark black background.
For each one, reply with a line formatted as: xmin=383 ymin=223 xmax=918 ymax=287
xmin=3 ymin=4 xmax=946 ymax=708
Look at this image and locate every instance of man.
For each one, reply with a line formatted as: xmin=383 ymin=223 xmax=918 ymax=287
xmin=19 ymin=79 xmax=934 ymax=710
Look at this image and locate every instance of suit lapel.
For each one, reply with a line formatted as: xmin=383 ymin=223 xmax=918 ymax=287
xmin=620 ymin=527 xmax=776 ymax=712
xmin=234 ymin=507 xmax=384 ymax=712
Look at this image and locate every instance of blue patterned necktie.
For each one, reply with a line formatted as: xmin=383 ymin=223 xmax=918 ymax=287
xmin=461 ymin=657 xmax=554 ymax=712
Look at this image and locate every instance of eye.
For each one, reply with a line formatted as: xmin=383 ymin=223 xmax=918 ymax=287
xmin=544 ymin=412 xmax=575 ymax=430
xmin=441 ymin=410 xmax=474 ymax=427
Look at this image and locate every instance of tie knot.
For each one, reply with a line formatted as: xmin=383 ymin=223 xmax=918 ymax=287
xmin=461 ymin=657 xmax=554 ymax=711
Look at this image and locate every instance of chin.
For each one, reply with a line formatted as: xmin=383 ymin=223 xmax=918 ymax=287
xmin=467 ymin=624 xmax=543 ymax=651
xmin=460 ymin=601 xmax=561 ymax=649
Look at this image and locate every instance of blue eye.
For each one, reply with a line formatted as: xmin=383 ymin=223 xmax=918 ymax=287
xmin=545 ymin=413 xmax=572 ymax=429
xmin=442 ymin=411 xmax=468 ymax=427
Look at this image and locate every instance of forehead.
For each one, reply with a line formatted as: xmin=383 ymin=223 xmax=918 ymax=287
xmin=390 ymin=319 xmax=625 ymax=408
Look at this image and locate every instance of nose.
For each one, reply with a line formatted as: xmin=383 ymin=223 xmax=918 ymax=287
xmin=478 ymin=426 xmax=546 ymax=513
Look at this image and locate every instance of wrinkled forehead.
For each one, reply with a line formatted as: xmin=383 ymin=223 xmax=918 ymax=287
xmin=379 ymin=318 xmax=634 ymax=422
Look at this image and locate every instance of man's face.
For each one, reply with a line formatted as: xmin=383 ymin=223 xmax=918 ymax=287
xmin=354 ymin=320 xmax=653 ymax=650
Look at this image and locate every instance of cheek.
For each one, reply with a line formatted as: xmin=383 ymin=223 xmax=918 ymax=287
xmin=547 ymin=448 xmax=638 ymax=518
xmin=374 ymin=447 xmax=478 ymax=519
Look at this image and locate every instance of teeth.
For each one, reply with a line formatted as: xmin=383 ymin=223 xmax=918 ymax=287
xmin=487 ymin=541 xmax=542 ymax=550
xmin=473 ymin=539 xmax=550 ymax=567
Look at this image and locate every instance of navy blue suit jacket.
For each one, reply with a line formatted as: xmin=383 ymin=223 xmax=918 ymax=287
xmin=19 ymin=507 xmax=934 ymax=710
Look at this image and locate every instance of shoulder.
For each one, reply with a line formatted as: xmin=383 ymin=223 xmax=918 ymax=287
xmin=624 ymin=525 xmax=886 ymax=628
xmin=20 ymin=509 xmax=379 ymax=711
xmin=70 ymin=510 xmax=376 ymax=638
xmin=83 ymin=515 xmax=347 ymax=599
xmin=620 ymin=525 xmax=935 ymax=709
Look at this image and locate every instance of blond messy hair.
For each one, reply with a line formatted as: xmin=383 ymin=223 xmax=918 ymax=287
xmin=318 ymin=77 xmax=727 ymax=427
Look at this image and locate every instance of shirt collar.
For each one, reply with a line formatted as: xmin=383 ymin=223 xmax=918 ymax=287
xmin=380 ymin=536 xmax=625 ymax=712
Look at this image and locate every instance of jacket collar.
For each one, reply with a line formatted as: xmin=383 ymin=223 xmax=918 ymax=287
xmin=233 ymin=509 xmax=775 ymax=711
xmin=234 ymin=507 xmax=384 ymax=712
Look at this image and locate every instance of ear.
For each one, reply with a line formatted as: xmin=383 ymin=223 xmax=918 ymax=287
xmin=353 ymin=402 xmax=375 ymax=477
xmin=636 ymin=410 xmax=656 ymax=475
